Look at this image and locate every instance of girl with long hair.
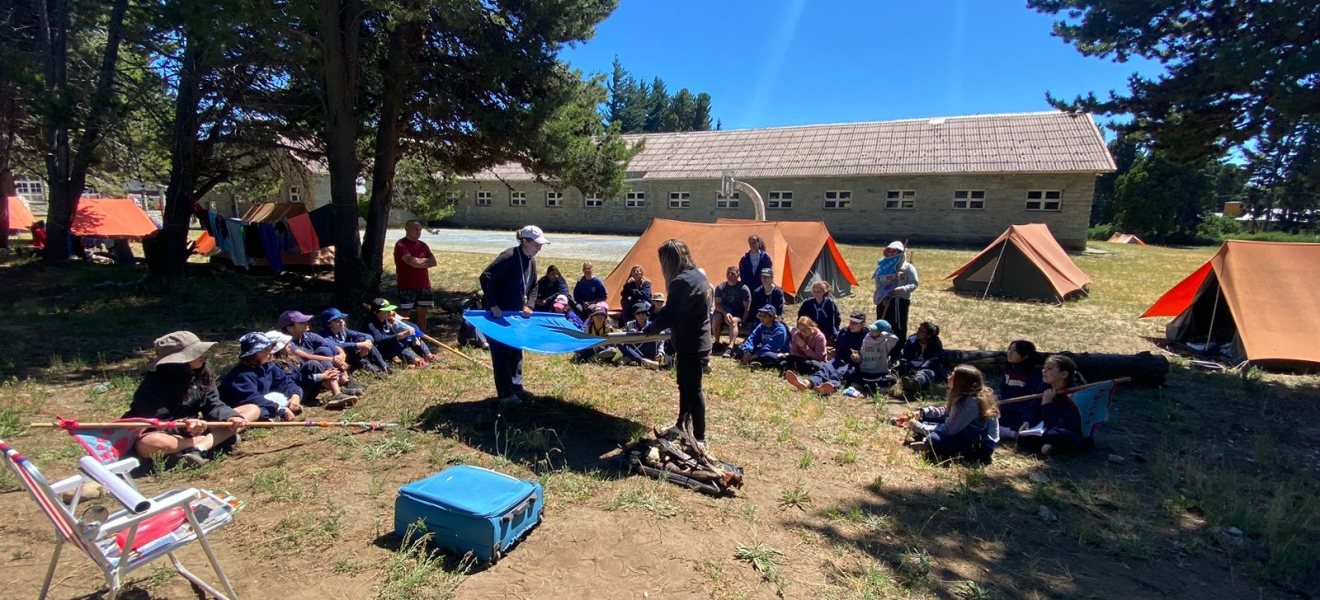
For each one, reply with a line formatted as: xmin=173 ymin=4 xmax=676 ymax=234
xmin=907 ymin=364 xmax=1000 ymax=462
xmin=620 ymin=265 xmax=653 ymax=320
xmin=998 ymin=340 xmax=1046 ymax=439
xmin=783 ymin=315 xmax=827 ymax=375
xmin=645 ymin=239 xmax=713 ymax=443
xmin=1019 ymin=355 xmax=1087 ymax=456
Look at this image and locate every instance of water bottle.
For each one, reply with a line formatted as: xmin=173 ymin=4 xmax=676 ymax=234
xmin=842 ymin=387 xmax=864 ymax=398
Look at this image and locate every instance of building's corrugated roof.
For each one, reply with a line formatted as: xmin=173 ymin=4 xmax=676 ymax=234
xmin=473 ymin=111 xmax=1116 ymax=181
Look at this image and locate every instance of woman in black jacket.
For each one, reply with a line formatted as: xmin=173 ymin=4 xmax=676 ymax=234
xmin=124 ymin=331 xmax=248 ymax=465
xmin=645 ymin=240 xmax=713 ymax=443
xmin=533 ymin=264 xmax=572 ymax=311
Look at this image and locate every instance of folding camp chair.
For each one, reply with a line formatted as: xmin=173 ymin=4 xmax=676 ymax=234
xmin=0 ymin=438 xmax=240 ymax=600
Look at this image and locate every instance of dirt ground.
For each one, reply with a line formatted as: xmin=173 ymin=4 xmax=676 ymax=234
xmin=0 ymin=240 xmax=1317 ymax=600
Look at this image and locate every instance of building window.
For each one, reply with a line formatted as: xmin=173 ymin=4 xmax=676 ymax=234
xmin=824 ymin=190 xmax=852 ymax=210
xmin=289 ymin=186 xmax=301 ymax=203
xmin=885 ymin=190 xmax=916 ymax=210
xmin=767 ymin=191 xmax=793 ymax=210
xmin=445 ymin=190 xmax=463 ymax=207
xmin=1026 ymin=190 xmax=1062 ymax=211
xmin=716 ymin=191 xmax=740 ymax=209
xmin=626 ymin=191 xmax=646 ymax=208
xmin=510 ymin=191 xmax=526 ymax=207
xmin=476 ymin=191 xmax=492 ymax=206
xmin=546 ymin=191 xmax=564 ymax=208
xmin=15 ymin=178 xmax=45 ymax=199
xmin=669 ymin=191 xmax=690 ymax=209
xmin=953 ymin=189 xmax=985 ymax=210
xmin=584 ymin=194 xmax=603 ymax=208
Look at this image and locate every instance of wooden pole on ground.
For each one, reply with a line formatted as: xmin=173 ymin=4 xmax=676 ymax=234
xmin=420 ymin=333 xmax=493 ymax=371
xmin=31 ymin=420 xmax=399 ymax=429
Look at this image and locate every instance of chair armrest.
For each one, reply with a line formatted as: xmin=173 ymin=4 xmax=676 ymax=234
xmin=49 ymin=473 xmax=89 ymax=495
xmin=104 ymin=457 xmax=140 ymax=477
xmin=95 ymin=488 xmax=201 ymax=537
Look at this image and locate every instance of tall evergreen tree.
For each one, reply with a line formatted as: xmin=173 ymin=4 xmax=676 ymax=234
xmin=644 ymin=77 xmax=669 ymax=133
xmin=1112 ymin=150 xmax=1217 ymax=242
xmin=693 ymin=93 xmax=713 ymax=131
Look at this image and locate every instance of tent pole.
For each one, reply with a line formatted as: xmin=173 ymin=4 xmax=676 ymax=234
xmin=1205 ymin=283 xmax=1222 ymax=350
xmin=982 ymin=240 xmax=1009 ymax=300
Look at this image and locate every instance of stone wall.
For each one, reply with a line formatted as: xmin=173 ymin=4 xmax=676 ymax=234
xmin=444 ymin=172 xmax=1099 ymax=249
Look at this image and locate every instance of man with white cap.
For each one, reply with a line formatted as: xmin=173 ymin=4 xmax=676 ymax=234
xmin=479 ymin=224 xmax=549 ymax=405
xmin=874 ymin=241 xmax=919 ymax=359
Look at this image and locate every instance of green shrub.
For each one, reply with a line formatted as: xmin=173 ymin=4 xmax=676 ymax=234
xmin=1088 ymin=223 xmax=1116 ymax=241
xmin=1196 ymin=215 xmax=1243 ymax=242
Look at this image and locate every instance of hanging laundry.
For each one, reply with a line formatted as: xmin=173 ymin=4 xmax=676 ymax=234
xmin=208 ymin=212 xmax=229 ymax=253
xmin=307 ymin=205 xmax=334 ymax=249
xmin=276 ymin=219 xmax=299 ymax=254
xmin=257 ymin=223 xmax=284 ymax=272
xmin=225 ymin=218 xmax=249 ymax=267
xmin=242 ymin=222 xmax=263 ymax=265
xmin=287 ymin=212 xmax=320 ymax=253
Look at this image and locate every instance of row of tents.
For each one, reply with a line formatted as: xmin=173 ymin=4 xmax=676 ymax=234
xmin=605 ymin=219 xmax=1319 ymax=369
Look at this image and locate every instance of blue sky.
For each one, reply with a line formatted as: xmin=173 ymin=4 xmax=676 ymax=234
xmin=560 ymin=0 xmax=1163 ymax=133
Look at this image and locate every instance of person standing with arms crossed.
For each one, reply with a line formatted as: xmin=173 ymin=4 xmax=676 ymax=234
xmin=479 ymin=225 xmax=549 ymax=405
xmin=645 ymin=239 xmax=714 ymax=446
xmin=394 ymin=220 xmax=438 ymax=331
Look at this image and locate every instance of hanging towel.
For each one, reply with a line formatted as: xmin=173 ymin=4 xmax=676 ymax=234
xmin=225 ymin=218 xmax=249 ymax=267
xmin=258 ymin=223 xmax=284 ymax=272
xmin=286 ymin=213 xmax=320 ymax=253
xmin=208 ymin=212 xmax=229 ymax=253
xmin=307 ymin=205 xmax=334 ymax=249
xmin=243 ymin=222 xmax=263 ymax=264
xmin=275 ymin=219 xmax=298 ymax=254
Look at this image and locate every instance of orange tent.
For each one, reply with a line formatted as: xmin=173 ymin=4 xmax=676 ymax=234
xmin=69 ymin=199 xmax=157 ymax=239
xmin=1107 ymin=233 xmax=1146 ymax=245
xmin=945 ymin=223 xmax=1091 ymax=302
xmin=602 ymin=219 xmax=859 ymax=310
xmin=6 ymin=196 xmax=35 ymax=231
xmin=1142 ymin=240 xmax=1320 ymax=367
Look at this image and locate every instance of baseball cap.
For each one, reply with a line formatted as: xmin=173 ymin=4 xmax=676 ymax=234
xmin=848 ymin=310 xmax=867 ymax=323
xmin=320 ymin=307 xmax=349 ymax=327
xmin=886 ymin=241 xmax=905 ymax=252
xmin=759 ymin=268 xmax=773 ymax=278
xmin=652 ymin=292 xmax=666 ymax=302
xmin=519 ymin=225 xmax=550 ymax=244
xmin=278 ymin=310 xmax=313 ymax=328
xmin=552 ymin=294 xmax=570 ymax=311
xmin=868 ymin=319 xmax=893 ymax=333
xmin=369 ymin=298 xmax=398 ymax=313
xmin=239 ymin=332 xmax=274 ymax=358
xmin=756 ymin=304 xmax=777 ymax=316
xmin=633 ymin=302 xmax=651 ymax=314
xmin=590 ymin=303 xmax=608 ymax=317
xmin=264 ymin=330 xmax=293 ymax=353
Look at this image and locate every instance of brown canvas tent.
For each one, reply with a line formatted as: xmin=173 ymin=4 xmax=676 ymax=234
xmin=603 ymin=218 xmax=859 ymax=309
xmin=1142 ymin=240 xmax=1320 ymax=368
xmin=945 ymin=223 xmax=1091 ymax=302
xmin=236 ymin=202 xmax=333 ymax=266
xmin=1107 ymin=233 xmax=1145 ymax=245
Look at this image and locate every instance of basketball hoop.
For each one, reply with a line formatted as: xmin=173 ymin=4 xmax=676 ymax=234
xmin=720 ymin=171 xmax=735 ymax=197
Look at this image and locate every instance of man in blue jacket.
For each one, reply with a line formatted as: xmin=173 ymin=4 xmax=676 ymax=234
xmin=479 ymin=225 xmax=548 ymax=405
xmin=738 ymin=304 xmax=789 ymax=369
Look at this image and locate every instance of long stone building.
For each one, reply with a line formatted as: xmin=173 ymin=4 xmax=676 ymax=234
xmin=447 ymin=111 xmax=1115 ymax=250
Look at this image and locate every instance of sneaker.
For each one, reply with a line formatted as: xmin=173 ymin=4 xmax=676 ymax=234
xmin=721 ymin=348 xmax=735 ymax=359
xmin=413 ymin=358 xmax=428 ymax=368
xmin=165 ymin=449 xmax=209 ymax=469
xmin=748 ymin=362 xmax=763 ymax=371
xmin=816 ymin=381 xmax=836 ymax=396
xmin=642 ymin=359 xmax=660 ymax=370
xmin=343 ymin=380 xmax=367 ymax=395
xmin=785 ymin=371 xmax=809 ymax=391
xmin=325 ymin=393 xmax=359 ymax=410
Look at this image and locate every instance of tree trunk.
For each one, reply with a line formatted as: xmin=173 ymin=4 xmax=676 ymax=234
xmin=319 ymin=0 xmax=364 ymax=300
xmin=0 ymin=166 xmax=11 ymax=249
xmin=360 ymin=17 xmax=418 ymax=296
xmin=148 ymin=21 xmax=204 ymax=278
xmin=941 ymin=350 xmax=1170 ymax=387
xmin=39 ymin=0 xmax=129 ymax=262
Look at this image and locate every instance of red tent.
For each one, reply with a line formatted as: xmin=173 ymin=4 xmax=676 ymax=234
xmin=69 ymin=199 xmax=158 ymax=239
xmin=6 ymin=196 xmax=35 ymax=231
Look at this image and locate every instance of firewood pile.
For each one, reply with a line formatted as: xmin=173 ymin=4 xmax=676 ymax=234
xmin=612 ymin=417 xmax=743 ymax=495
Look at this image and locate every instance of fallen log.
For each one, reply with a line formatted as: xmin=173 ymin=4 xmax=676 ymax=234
xmin=939 ymin=350 xmax=1169 ymax=387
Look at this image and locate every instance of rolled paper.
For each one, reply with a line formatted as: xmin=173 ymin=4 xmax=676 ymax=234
xmin=78 ymin=456 xmax=150 ymax=513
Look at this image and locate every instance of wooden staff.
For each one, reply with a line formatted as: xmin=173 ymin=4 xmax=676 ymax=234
xmin=419 ymin=333 xmax=493 ymax=371
xmin=31 ymin=420 xmax=399 ymax=430
xmin=997 ymin=377 xmax=1130 ymax=406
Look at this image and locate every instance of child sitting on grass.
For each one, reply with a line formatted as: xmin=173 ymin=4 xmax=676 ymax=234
xmin=786 ymin=319 xmax=897 ymax=396
xmin=267 ymin=330 xmax=359 ymax=409
xmin=782 ymin=316 xmax=827 ymax=375
xmin=736 ymin=305 xmax=790 ymax=370
xmin=997 ymin=340 xmax=1045 ymax=440
xmin=574 ymin=303 xmax=622 ymax=364
xmin=622 ymin=302 xmax=664 ymax=369
xmin=894 ymin=321 xmax=945 ymax=397
xmin=1017 ymin=355 xmax=1087 ymax=456
xmin=905 ymin=364 xmax=1000 ymax=463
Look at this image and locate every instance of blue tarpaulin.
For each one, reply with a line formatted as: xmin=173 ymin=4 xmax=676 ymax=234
xmin=463 ymin=310 xmax=605 ymax=354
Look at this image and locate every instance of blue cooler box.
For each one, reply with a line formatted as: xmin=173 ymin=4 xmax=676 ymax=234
xmin=394 ymin=465 xmax=543 ymax=563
